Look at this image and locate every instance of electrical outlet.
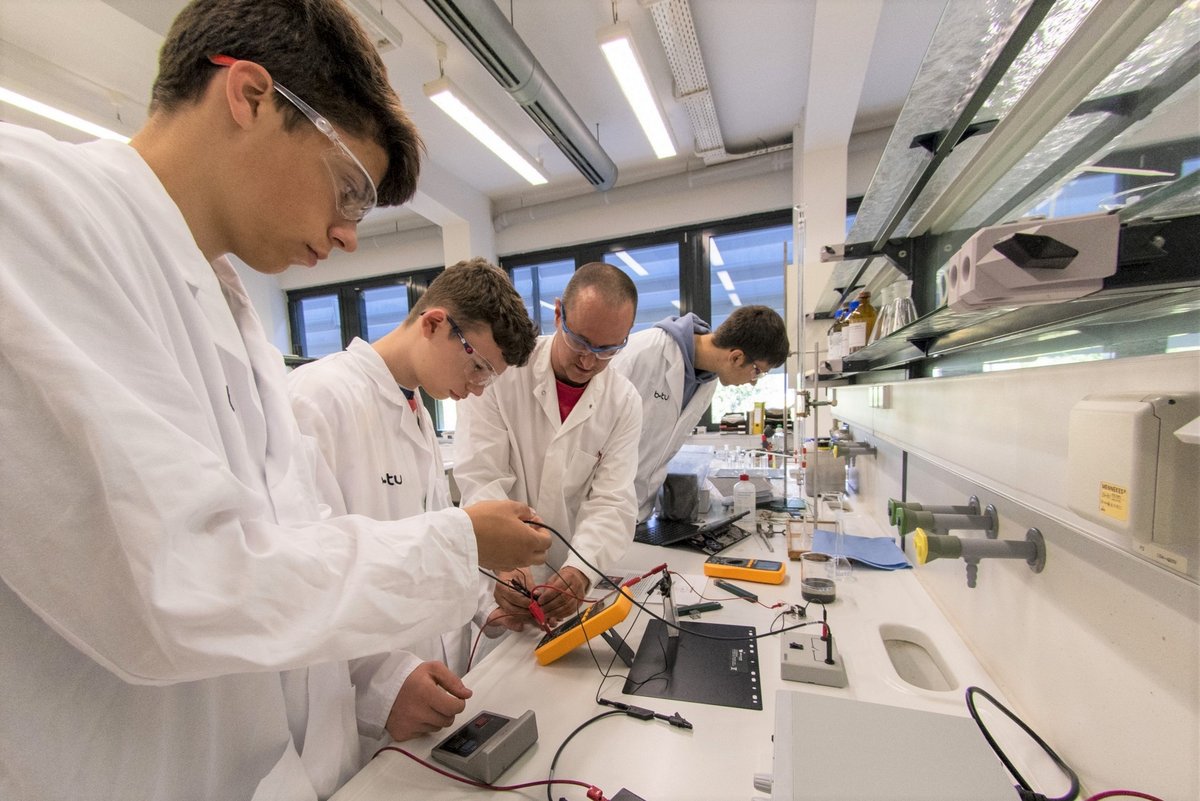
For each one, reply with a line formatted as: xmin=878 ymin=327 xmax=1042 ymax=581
xmin=781 ymin=634 xmax=848 ymax=688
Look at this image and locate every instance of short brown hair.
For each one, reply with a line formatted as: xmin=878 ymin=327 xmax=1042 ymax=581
xmin=562 ymin=262 xmax=639 ymax=316
xmin=150 ymin=0 xmax=422 ymax=206
xmin=712 ymin=305 xmax=789 ymax=366
xmin=408 ymin=258 xmax=538 ymax=368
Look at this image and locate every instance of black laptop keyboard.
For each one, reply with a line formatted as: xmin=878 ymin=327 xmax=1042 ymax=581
xmin=634 ymin=517 xmax=700 ymax=546
xmin=634 ymin=518 xmax=751 ymax=555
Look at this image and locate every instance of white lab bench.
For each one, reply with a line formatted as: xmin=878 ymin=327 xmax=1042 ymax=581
xmin=330 ymin=503 xmax=1041 ymax=801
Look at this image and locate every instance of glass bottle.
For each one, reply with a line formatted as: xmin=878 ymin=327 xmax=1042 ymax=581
xmin=844 ymin=291 xmax=877 ymax=354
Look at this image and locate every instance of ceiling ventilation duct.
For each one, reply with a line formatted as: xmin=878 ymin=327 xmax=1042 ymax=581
xmin=422 ymin=0 xmax=618 ymax=190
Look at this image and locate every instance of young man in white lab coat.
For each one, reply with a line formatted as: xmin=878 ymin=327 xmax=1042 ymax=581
xmin=611 ymin=305 xmax=790 ymax=522
xmin=288 ymin=258 xmax=538 ymax=758
xmin=0 ymin=2 xmax=550 ymax=799
xmin=454 ymin=263 xmax=644 ymax=627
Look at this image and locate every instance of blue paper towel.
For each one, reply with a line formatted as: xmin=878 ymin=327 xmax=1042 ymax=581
xmin=813 ymin=529 xmax=911 ymax=570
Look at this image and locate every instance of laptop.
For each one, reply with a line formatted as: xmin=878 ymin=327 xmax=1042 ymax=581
xmin=633 ymin=510 xmax=751 ymax=555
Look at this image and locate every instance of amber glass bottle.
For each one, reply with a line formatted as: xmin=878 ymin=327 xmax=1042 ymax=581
xmin=844 ymin=291 xmax=877 ymax=354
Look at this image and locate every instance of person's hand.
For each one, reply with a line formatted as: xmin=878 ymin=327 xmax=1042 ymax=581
xmin=465 ymin=500 xmax=551 ymax=571
xmin=484 ymin=603 xmax=528 ymax=633
xmin=533 ymin=567 xmax=590 ymax=624
xmin=384 ymin=661 xmax=472 ymax=742
xmin=491 ymin=567 xmax=536 ymax=632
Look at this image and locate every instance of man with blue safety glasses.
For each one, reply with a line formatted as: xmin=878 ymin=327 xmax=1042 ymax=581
xmin=454 ymin=263 xmax=644 ymax=628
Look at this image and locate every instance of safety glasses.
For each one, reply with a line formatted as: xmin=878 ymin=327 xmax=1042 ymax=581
xmin=559 ymin=303 xmax=627 ymax=360
xmin=447 ymin=315 xmax=499 ymax=388
xmin=208 ymin=55 xmax=377 ymax=222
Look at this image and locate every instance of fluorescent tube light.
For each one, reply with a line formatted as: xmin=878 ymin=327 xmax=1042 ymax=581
xmin=728 ymin=292 xmax=742 ymax=307
xmin=613 ymin=250 xmax=649 ymax=276
xmin=539 ymin=300 xmax=556 ymax=312
xmin=0 ymin=86 xmax=129 ymax=143
xmin=423 ymin=76 xmax=548 ymax=186
xmin=717 ymin=270 xmax=735 ymax=292
xmin=1081 ymin=166 xmax=1175 ymax=178
xmin=709 ymin=239 xmax=725 ymax=266
xmin=598 ymin=21 xmax=676 ymax=159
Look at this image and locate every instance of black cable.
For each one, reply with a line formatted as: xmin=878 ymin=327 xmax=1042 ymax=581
xmin=964 ymin=685 xmax=1079 ymax=801
xmin=524 ymin=520 xmax=827 ymax=644
xmin=546 ymin=711 xmax=624 ymax=801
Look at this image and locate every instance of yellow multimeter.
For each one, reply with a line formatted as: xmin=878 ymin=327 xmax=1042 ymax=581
xmin=533 ymin=587 xmax=634 ymax=666
xmin=703 ymin=555 xmax=787 ymax=585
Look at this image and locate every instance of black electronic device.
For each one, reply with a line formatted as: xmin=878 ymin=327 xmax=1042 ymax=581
xmin=633 ymin=510 xmax=750 ymax=552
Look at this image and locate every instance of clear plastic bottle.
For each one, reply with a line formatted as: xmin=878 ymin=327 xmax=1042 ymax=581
xmin=733 ymin=473 xmax=756 ymax=522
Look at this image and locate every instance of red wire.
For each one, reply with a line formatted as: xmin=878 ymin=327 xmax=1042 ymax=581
xmin=1084 ymin=792 xmax=1165 ymax=801
xmin=373 ymin=744 xmax=605 ymax=798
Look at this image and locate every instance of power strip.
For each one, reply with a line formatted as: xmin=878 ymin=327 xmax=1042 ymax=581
xmin=780 ymin=634 xmax=848 ymax=688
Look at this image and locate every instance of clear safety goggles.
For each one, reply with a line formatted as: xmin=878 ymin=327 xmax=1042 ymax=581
xmin=447 ymin=315 xmax=499 ymax=388
xmin=559 ymin=303 xmax=627 ymax=360
xmin=208 ymin=55 xmax=378 ymax=222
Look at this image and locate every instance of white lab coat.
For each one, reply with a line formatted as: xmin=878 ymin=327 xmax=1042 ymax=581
xmin=453 ymin=336 xmax=642 ymax=585
xmin=0 ymin=124 xmax=479 ymax=800
xmin=611 ymin=327 xmax=718 ymax=522
xmin=287 ymin=339 xmax=492 ymax=754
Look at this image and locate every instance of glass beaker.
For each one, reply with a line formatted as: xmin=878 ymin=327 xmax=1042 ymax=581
xmin=890 ymin=279 xmax=917 ymax=331
xmin=800 ymin=552 xmax=836 ymax=604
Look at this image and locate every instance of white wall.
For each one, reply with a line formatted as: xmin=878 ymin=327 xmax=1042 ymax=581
xmin=830 ymin=352 xmax=1200 ymax=799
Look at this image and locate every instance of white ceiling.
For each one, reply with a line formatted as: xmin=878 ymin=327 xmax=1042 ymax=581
xmin=0 ymin=0 xmax=948 ymax=237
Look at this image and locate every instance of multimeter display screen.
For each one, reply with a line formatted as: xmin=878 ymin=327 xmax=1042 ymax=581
xmin=537 ymin=596 xmax=608 ymax=646
xmin=708 ymin=557 xmax=783 ymax=571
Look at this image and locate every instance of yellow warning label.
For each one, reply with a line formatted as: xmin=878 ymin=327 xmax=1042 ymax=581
xmin=1099 ymin=481 xmax=1129 ymax=522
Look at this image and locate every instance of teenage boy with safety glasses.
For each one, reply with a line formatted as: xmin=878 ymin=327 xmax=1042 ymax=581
xmin=454 ymin=262 xmax=644 ymax=629
xmin=0 ymin=1 xmax=550 ymax=798
xmin=288 ymin=258 xmax=539 ymax=761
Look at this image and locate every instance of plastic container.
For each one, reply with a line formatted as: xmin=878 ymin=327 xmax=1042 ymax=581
xmin=733 ymin=473 xmax=757 ymax=520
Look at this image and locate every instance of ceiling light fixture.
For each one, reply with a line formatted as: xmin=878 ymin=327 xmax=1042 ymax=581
xmin=423 ymin=75 xmax=548 ymax=186
xmin=717 ymin=270 xmax=736 ymax=292
xmin=0 ymin=86 xmax=129 ymax=143
xmin=728 ymin=293 xmax=742 ymax=307
xmin=613 ymin=250 xmax=649 ymax=276
xmin=598 ymin=21 xmax=676 ymax=159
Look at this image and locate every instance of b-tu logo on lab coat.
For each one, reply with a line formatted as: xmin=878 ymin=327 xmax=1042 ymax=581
xmin=654 ymin=390 xmax=670 ymax=401
xmin=381 ymin=473 xmax=403 ymax=486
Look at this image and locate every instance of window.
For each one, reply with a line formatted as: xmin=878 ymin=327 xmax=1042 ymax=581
xmin=292 ymin=294 xmax=342 ymax=359
xmin=502 ymin=211 xmax=794 ymax=430
xmin=510 ymin=258 xmax=574 ymax=334
xmin=605 ymin=242 xmax=680 ymax=333
xmin=706 ymin=224 xmax=791 ymax=424
xmin=361 ymin=283 xmax=409 ymax=342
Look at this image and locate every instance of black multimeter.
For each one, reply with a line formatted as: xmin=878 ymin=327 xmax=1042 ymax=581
xmin=703 ymin=555 xmax=787 ymax=584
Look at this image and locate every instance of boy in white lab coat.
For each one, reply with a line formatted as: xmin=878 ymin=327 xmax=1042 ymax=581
xmin=454 ymin=263 xmax=644 ymax=627
xmin=288 ymin=258 xmax=538 ymax=757
xmin=0 ymin=2 xmax=550 ymax=798
xmin=611 ymin=305 xmax=790 ymax=522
